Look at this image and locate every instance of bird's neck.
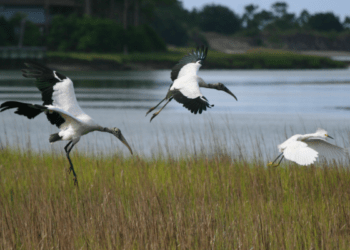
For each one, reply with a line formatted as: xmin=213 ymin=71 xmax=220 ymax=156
xmin=299 ymin=133 xmax=318 ymax=141
xmin=97 ymin=126 xmax=110 ymax=133
xmin=197 ymin=77 xmax=209 ymax=88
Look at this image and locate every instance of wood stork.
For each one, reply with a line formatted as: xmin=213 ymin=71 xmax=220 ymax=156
xmin=0 ymin=62 xmax=133 ymax=185
xmin=267 ymin=128 xmax=345 ymax=167
xmin=146 ymin=46 xmax=237 ymax=122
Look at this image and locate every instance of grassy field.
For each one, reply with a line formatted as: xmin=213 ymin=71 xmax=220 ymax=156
xmin=1 ymin=146 xmax=350 ymax=249
xmin=47 ymin=47 xmax=347 ymax=70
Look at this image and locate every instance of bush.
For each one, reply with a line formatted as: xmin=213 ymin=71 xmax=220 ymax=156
xmin=127 ymin=25 xmax=166 ymax=52
xmin=76 ymin=17 xmax=125 ymax=52
xmin=0 ymin=16 xmax=15 ymax=46
xmin=48 ymin=15 xmax=166 ymax=53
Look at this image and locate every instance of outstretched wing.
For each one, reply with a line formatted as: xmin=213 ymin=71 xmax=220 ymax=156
xmin=0 ymin=101 xmax=65 ymax=128
xmin=283 ymin=141 xmax=319 ymax=166
xmin=305 ymin=139 xmax=345 ymax=160
xmin=22 ymin=62 xmax=86 ymax=118
xmin=171 ymin=46 xmax=208 ymax=81
xmin=172 ymin=90 xmax=211 ymax=115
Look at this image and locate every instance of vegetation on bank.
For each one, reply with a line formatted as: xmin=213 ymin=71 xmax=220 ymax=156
xmin=1 ymin=147 xmax=350 ymax=249
xmin=47 ymin=48 xmax=347 ymax=70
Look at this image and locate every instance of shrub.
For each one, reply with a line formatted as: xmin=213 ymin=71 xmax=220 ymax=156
xmin=48 ymin=15 xmax=166 ymax=53
xmin=0 ymin=16 xmax=15 ymax=46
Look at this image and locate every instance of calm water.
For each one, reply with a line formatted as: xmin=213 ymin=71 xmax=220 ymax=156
xmin=1 ymin=68 xmax=350 ymax=160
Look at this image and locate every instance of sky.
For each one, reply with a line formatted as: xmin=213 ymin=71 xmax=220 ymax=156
xmin=181 ymin=0 xmax=350 ymax=21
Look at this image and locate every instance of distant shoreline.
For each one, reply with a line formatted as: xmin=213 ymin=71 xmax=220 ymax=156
xmin=0 ymin=49 xmax=348 ymax=71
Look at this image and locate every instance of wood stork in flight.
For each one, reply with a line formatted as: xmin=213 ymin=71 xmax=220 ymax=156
xmin=0 ymin=62 xmax=133 ymax=185
xmin=146 ymin=46 xmax=237 ymax=122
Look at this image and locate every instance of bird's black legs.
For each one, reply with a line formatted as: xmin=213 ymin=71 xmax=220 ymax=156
xmin=64 ymin=141 xmax=78 ymax=186
xmin=150 ymin=97 xmax=173 ymax=122
xmin=146 ymin=98 xmax=166 ymax=116
xmin=267 ymin=152 xmax=284 ymax=167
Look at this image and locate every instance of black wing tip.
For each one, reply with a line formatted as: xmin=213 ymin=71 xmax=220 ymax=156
xmin=182 ymin=96 xmax=212 ymax=115
xmin=170 ymin=45 xmax=209 ymax=81
xmin=0 ymin=101 xmax=44 ymax=119
xmin=194 ymin=45 xmax=208 ymax=63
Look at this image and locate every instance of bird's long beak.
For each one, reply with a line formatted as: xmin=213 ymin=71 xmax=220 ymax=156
xmin=117 ymin=133 xmax=133 ymax=155
xmin=327 ymin=134 xmax=334 ymax=139
xmin=222 ymin=86 xmax=238 ymax=101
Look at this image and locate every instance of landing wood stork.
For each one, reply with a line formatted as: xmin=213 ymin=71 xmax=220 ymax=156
xmin=267 ymin=128 xmax=345 ymax=167
xmin=0 ymin=62 xmax=133 ymax=185
xmin=146 ymin=46 xmax=237 ymax=122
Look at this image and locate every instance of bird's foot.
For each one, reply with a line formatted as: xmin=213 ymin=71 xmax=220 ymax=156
xmin=267 ymin=162 xmax=279 ymax=167
xmin=73 ymin=177 xmax=79 ymax=187
xmin=146 ymin=107 xmax=156 ymax=116
xmin=150 ymin=113 xmax=159 ymax=122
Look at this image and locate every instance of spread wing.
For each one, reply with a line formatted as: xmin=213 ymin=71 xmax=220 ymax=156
xmin=171 ymin=46 xmax=208 ymax=81
xmin=305 ymin=139 xmax=345 ymax=160
xmin=283 ymin=141 xmax=319 ymax=166
xmin=173 ymin=90 xmax=211 ymax=114
xmin=22 ymin=62 xmax=86 ymax=121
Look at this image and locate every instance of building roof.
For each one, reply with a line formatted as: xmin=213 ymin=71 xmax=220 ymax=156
xmin=0 ymin=0 xmax=79 ymax=7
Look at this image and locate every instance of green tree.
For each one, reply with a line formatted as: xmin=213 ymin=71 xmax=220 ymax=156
xmin=266 ymin=2 xmax=296 ymax=30
xmin=297 ymin=10 xmax=310 ymax=27
xmin=252 ymin=10 xmax=274 ymax=30
xmin=0 ymin=16 xmax=15 ymax=46
xmin=242 ymin=4 xmax=259 ymax=29
xmin=271 ymin=2 xmax=288 ymax=18
xmin=307 ymin=12 xmax=343 ymax=32
xmin=343 ymin=16 xmax=350 ymax=30
xmin=199 ymin=4 xmax=241 ymax=34
xmin=8 ymin=13 xmax=43 ymax=46
xmin=151 ymin=1 xmax=190 ymax=46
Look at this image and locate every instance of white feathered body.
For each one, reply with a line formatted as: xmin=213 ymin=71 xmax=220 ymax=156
xmin=46 ymin=75 xmax=100 ymax=141
xmin=170 ymin=62 xmax=207 ymax=101
xmin=277 ymin=129 xmax=345 ymax=166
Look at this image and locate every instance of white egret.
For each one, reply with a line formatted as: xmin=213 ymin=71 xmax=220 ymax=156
xmin=146 ymin=46 xmax=237 ymax=122
xmin=0 ymin=62 xmax=133 ymax=185
xmin=268 ymin=128 xmax=345 ymax=167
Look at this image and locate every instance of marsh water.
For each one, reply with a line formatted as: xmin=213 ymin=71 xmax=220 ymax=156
xmin=1 ymin=68 xmax=350 ymax=160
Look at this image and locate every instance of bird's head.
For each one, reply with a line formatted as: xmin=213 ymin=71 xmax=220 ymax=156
xmin=106 ymin=127 xmax=133 ymax=155
xmin=216 ymin=82 xmax=238 ymax=101
xmin=316 ymin=128 xmax=334 ymax=139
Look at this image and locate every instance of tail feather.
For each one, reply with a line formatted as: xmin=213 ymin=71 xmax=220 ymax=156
xmin=0 ymin=101 xmax=45 ymax=119
xmin=49 ymin=133 xmax=62 ymax=143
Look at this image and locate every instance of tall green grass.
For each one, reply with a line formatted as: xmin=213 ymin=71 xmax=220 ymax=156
xmin=1 ymin=145 xmax=350 ymax=249
xmin=47 ymin=47 xmax=347 ymax=70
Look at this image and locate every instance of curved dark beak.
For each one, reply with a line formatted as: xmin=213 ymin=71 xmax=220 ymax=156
xmin=117 ymin=133 xmax=133 ymax=155
xmin=327 ymin=135 xmax=334 ymax=139
xmin=223 ymin=85 xmax=238 ymax=101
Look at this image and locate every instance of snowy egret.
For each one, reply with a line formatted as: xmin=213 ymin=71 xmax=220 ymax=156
xmin=268 ymin=128 xmax=345 ymax=166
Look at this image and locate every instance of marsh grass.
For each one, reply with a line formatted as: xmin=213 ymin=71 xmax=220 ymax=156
xmin=1 ymin=115 xmax=350 ymax=249
xmin=1 ymin=143 xmax=350 ymax=249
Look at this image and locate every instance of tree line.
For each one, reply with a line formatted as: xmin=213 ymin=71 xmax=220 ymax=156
xmin=0 ymin=0 xmax=349 ymax=52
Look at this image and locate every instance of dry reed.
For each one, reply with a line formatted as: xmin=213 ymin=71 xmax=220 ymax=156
xmin=1 ymin=145 xmax=350 ymax=249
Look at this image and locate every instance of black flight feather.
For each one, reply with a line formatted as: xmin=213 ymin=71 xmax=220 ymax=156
xmin=22 ymin=61 xmax=68 ymax=106
xmin=171 ymin=46 xmax=208 ymax=81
